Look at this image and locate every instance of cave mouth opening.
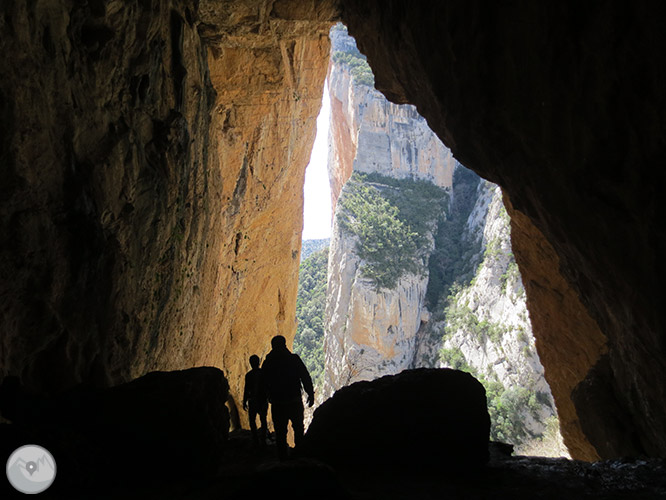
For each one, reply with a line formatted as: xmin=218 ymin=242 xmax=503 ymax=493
xmin=291 ymin=23 xmax=566 ymax=458
xmin=294 ymin=24 xmax=569 ymax=456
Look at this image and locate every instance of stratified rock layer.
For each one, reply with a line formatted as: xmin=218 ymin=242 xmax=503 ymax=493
xmin=326 ymin=25 xmax=455 ymax=211
xmin=323 ymin=27 xmax=453 ymax=396
xmin=341 ymin=1 xmax=666 ymax=459
xmin=437 ymin=181 xmax=562 ymax=450
xmin=198 ymin=0 xmax=336 ymax=416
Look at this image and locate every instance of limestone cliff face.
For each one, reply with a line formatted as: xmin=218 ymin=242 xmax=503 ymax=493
xmin=436 ymin=181 xmax=564 ymax=450
xmin=0 ymin=1 xmax=335 ymax=418
xmin=340 ymin=1 xmax=666 ymax=459
xmin=324 ymin=211 xmax=434 ymax=394
xmin=323 ymin=26 xmax=562 ymax=451
xmin=3 ymin=0 xmax=666 ymax=462
xmin=322 ymin=26 xmax=451 ymax=396
xmin=198 ymin=1 xmax=335 ymax=415
xmin=326 ymin=25 xmax=455 ymax=213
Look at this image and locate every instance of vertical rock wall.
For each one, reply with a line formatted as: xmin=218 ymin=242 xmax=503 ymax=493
xmin=326 ymin=25 xmax=455 ymax=213
xmin=0 ymin=0 xmax=336 ymax=416
xmin=198 ymin=0 xmax=335 ymax=411
xmin=324 ymin=26 xmax=563 ymax=452
xmin=324 ymin=211 xmax=435 ymax=395
xmin=323 ymin=27 xmax=454 ymax=396
xmin=436 ymin=181 xmax=563 ymax=451
xmin=1 ymin=0 xmax=219 ymax=393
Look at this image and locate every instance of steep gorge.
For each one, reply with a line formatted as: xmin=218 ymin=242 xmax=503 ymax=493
xmin=320 ymin=27 xmax=562 ymax=450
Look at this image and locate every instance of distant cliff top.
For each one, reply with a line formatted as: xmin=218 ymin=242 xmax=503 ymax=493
xmin=330 ymin=23 xmax=360 ymax=54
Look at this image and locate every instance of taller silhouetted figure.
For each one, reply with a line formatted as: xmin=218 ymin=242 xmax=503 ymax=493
xmin=243 ymin=354 xmax=268 ymax=448
xmin=262 ymin=335 xmax=314 ymax=460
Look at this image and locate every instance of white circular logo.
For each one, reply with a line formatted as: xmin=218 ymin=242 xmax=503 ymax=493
xmin=6 ymin=445 xmax=56 ymax=494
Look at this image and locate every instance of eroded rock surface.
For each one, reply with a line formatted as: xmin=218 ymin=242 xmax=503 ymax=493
xmin=0 ymin=1 xmax=335 ymax=421
xmin=1 ymin=0 xmax=665 ymax=464
xmin=323 ymin=27 xmax=453 ymax=395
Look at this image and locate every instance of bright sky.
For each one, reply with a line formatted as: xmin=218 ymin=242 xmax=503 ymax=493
xmin=302 ymin=83 xmax=332 ymax=240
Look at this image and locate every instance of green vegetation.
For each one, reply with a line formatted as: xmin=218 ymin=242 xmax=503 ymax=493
xmin=485 ymin=381 xmax=543 ymax=444
xmin=293 ymin=248 xmax=328 ymax=388
xmin=337 ymin=173 xmax=448 ymax=290
xmin=439 ymin=348 xmax=474 ymax=373
xmin=439 ymin=344 xmax=548 ymax=445
xmin=331 ymin=50 xmax=375 ymax=87
xmin=330 ymin=24 xmax=375 ymax=87
xmin=442 ymin=296 xmax=507 ymax=344
xmin=425 ymin=166 xmax=481 ymax=309
xmin=500 ymin=261 xmax=521 ymax=293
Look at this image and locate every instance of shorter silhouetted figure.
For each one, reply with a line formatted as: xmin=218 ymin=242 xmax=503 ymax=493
xmin=262 ymin=335 xmax=314 ymax=460
xmin=243 ymin=355 xmax=268 ymax=448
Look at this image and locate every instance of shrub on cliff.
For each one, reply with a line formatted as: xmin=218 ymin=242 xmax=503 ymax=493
xmin=338 ymin=173 xmax=447 ymax=290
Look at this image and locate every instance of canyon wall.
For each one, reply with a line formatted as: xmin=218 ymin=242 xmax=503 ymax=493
xmin=326 ymin=25 xmax=455 ymax=214
xmin=324 ymin=198 xmax=437 ymax=394
xmin=323 ymin=26 xmax=453 ymax=396
xmin=433 ymin=180 xmax=564 ymax=451
xmin=0 ymin=0 xmax=335 ymax=418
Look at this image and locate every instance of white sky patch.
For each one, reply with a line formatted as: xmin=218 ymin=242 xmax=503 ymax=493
xmin=302 ymin=83 xmax=332 ymax=240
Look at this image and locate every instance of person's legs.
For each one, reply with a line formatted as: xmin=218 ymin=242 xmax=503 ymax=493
xmin=248 ymin=402 xmax=259 ymax=444
xmin=289 ymin=399 xmax=305 ymax=448
xmin=258 ymin=405 xmax=268 ymax=447
xmin=271 ymin=402 xmax=289 ymax=460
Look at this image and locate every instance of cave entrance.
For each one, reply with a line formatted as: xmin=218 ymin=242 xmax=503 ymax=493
xmin=292 ymin=23 xmax=567 ymax=458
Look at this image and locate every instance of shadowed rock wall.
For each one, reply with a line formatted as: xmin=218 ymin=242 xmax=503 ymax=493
xmin=0 ymin=0 xmax=219 ymax=393
xmin=340 ymin=1 xmax=666 ymax=459
xmin=0 ymin=0 xmax=335 ymax=419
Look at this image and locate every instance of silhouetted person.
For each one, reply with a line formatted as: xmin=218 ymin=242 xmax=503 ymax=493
xmin=261 ymin=335 xmax=314 ymax=460
xmin=243 ymin=355 xmax=268 ymax=447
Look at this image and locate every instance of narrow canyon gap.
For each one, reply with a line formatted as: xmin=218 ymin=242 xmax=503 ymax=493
xmin=1 ymin=1 xmax=665 ymax=461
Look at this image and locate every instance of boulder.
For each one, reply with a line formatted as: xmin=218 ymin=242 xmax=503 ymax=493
xmin=0 ymin=367 xmax=230 ymax=490
xmin=299 ymin=368 xmax=490 ymax=470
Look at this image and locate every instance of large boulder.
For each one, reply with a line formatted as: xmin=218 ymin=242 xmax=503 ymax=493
xmin=0 ymin=367 xmax=229 ymax=492
xmin=299 ymin=368 xmax=490 ymax=470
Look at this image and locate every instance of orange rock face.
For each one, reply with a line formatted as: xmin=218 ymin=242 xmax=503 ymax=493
xmin=199 ymin=0 xmax=336 ymax=420
xmin=506 ymin=198 xmax=607 ymax=461
xmin=4 ymin=0 xmax=666 ymax=460
xmin=0 ymin=1 xmax=335 ymax=425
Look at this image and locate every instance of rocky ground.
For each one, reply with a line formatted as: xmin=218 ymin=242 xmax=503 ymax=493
xmin=46 ymin=432 xmax=665 ymax=500
xmin=2 ymin=368 xmax=665 ymax=499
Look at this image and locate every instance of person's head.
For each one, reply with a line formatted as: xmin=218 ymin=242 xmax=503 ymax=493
xmin=271 ymin=335 xmax=288 ymax=351
xmin=249 ymin=354 xmax=260 ymax=369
